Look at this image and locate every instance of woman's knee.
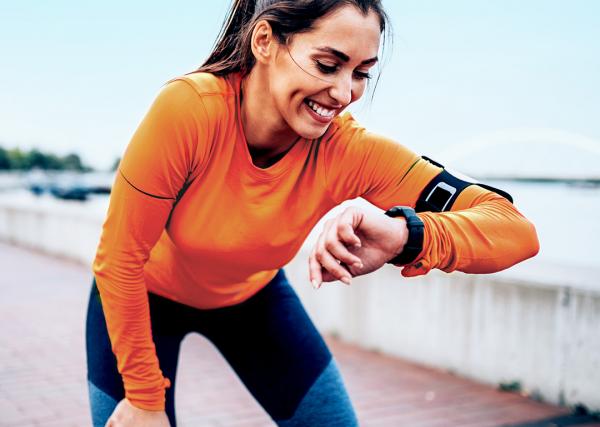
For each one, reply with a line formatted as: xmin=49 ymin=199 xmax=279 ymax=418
xmin=88 ymin=379 xmax=120 ymax=427
xmin=85 ymin=278 xmax=125 ymax=426
xmin=274 ymin=359 xmax=358 ymax=427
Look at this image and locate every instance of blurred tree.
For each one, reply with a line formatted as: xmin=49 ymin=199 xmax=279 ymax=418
xmin=7 ymin=148 xmax=29 ymax=169
xmin=0 ymin=145 xmax=94 ymax=171
xmin=63 ymin=153 xmax=84 ymax=170
xmin=45 ymin=154 xmax=63 ymax=170
xmin=0 ymin=146 xmax=10 ymax=169
xmin=29 ymin=149 xmax=48 ymax=169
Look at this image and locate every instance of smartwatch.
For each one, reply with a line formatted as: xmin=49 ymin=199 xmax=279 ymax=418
xmin=384 ymin=206 xmax=424 ymax=265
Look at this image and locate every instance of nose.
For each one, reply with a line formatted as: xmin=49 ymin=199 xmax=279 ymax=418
xmin=328 ymin=73 xmax=353 ymax=107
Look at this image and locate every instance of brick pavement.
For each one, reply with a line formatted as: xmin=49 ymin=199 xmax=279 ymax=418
xmin=0 ymin=241 xmax=593 ymax=427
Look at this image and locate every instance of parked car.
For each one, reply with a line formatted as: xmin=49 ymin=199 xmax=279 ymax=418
xmin=26 ymin=170 xmax=113 ymax=201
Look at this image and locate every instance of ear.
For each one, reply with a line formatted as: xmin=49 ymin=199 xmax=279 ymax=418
xmin=250 ymin=20 xmax=276 ymax=65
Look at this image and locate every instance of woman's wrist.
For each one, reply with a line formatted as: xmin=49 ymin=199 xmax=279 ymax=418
xmin=388 ymin=217 xmax=409 ymax=262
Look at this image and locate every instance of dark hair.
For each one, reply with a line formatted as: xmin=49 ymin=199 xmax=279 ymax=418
xmin=195 ymin=0 xmax=391 ymax=79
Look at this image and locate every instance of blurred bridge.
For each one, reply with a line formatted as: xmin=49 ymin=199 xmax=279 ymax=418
xmin=436 ymin=127 xmax=600 ymax=182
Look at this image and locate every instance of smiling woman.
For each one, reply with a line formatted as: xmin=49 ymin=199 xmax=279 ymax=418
xmin=87 ymin=0 xmax=539 ymax=426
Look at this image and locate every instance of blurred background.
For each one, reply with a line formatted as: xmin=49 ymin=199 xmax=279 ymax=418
xmin=1 ymin=1 xmax=599 ymax=425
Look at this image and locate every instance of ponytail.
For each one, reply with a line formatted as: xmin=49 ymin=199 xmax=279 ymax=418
xmin=196 ymin=0 xmax=257 ymax=76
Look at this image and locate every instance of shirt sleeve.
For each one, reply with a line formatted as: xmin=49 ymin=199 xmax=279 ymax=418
xmin=92 ymin=78 xmax=210 ymax=411
xmin=324 ymin=113 xmax=540 ymax=276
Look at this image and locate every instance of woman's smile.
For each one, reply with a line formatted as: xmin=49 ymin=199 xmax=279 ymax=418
xmin=303 ymin=98 xmax=338 ymax=123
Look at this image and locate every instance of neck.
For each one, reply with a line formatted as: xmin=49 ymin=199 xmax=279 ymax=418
xmin=240 ymin=69 xmax=299 ymax=161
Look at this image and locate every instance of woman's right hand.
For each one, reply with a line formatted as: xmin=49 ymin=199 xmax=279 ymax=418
xmin=105 ymin=398 xmax=170 ymax=427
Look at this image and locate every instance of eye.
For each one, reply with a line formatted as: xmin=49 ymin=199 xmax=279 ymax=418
xmin=316 ymin=61 xmax=338 ymax=74
xmin=353 ymin=70 xmax=372 ymax=80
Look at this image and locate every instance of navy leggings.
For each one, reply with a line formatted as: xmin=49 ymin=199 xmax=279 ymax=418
xmin=85 ymin=268 xmax=358 ymax=426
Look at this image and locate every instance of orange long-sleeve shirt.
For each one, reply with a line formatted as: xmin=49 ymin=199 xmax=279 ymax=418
xmin=92 ymin=71 xmax=539 ymax=411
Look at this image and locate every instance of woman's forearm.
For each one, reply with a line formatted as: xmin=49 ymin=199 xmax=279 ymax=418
xmin=401 ymin=185 xmax=540 ymax=277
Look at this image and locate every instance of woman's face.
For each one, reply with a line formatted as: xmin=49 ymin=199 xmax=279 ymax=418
xmin=267 ymin=5 xmax=382 ymax=139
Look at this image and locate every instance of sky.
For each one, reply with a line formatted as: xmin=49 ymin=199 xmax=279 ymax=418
xmin=1 ymin=0 xmax=600 ymax=176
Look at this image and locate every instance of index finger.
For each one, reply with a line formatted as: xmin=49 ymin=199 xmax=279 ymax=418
xmin=337 ymin=208 xmax=362 ymax=247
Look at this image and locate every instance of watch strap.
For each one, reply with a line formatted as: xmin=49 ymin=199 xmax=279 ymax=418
xmin=385 ymin=206 xmax=425 ymax=265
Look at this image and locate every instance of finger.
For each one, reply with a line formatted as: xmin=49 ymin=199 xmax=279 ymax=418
xmin=308 ymin=249 xmax=323 ymax=289
xmin=315 ymin=226 xmax=351 ymax=283
xmin=309 ymin=219 xmax=335 ymax=288
xmin=325 ymin=223 xmax=363 ymax=268
xmin=325 ymin=227 xmax=362 ymax=268
xmin=320 ymin=265 xmax=338 ymax=283
xmin=339 ymin=207 xmax=364 ymax=245
xmin=339 ymin=221 xmax=362 ymax=248
xmin=315 ymin=244 xmax=352 ymax=284
xmin=315 ymin=227 xmax=349 ymax=282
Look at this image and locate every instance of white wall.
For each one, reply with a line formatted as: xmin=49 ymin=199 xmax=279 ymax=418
xmin=286 ymin=254 xmax=600 ymax=410
xmin=1 ymin=191 xmax=598 ymax=410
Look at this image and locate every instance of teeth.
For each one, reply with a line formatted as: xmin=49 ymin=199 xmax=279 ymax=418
xmin=307 ymin=100 xmax=334 ymax=118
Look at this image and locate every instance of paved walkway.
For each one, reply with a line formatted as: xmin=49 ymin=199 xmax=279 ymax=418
xmin=0 ymin=241 xmax=595 ymax=427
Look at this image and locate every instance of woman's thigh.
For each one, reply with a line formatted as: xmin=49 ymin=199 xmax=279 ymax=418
xmin=200 ymin=269 xmax=358 ymax=426
xmin=85 ymin=276 xmax=187 ymax=427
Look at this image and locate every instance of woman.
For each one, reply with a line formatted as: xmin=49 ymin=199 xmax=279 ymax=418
xmin=86 ymin=0 xmax=540 ymax=426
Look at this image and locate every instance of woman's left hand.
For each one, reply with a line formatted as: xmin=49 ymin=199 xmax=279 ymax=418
xmin=308 ymin=206 xmax=409 ymax=288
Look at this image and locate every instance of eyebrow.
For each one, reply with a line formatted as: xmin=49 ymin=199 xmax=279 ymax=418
xmin=315 ymin=46 xmax=378 ymax=65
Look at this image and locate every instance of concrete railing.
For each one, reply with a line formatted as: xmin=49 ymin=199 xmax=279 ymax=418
xmin=0 ymin=191 xmax=105 ymax=264
xmin=1 ymin=191 xmax=598 ymax=411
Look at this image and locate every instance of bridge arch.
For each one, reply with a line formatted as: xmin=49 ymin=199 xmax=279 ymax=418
xmin=436 ymin=128 xmax=600 ymax=178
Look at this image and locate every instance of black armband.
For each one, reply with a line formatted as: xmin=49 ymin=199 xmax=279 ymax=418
xmin=415 ymin=156 xmax=513 ymax=213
